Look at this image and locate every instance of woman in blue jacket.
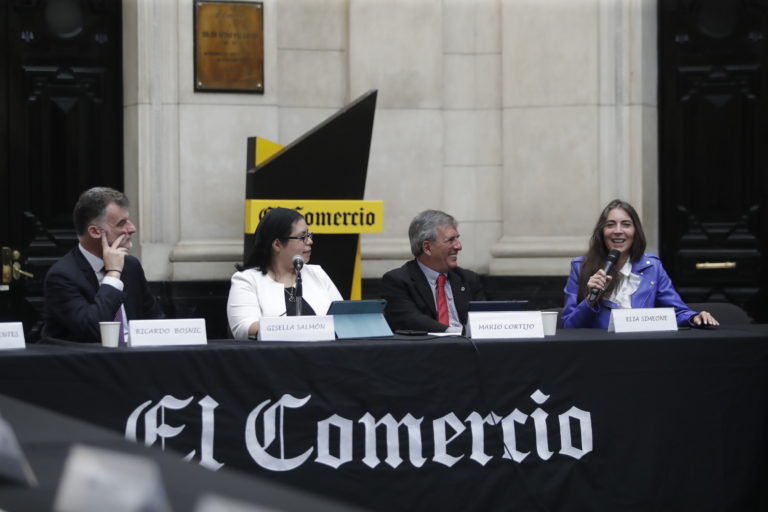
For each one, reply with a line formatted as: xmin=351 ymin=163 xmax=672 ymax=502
xmin=562 ymin=199 xmax=718 ymax=328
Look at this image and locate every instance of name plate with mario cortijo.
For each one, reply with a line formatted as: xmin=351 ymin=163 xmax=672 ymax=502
xmin=258 ymin=316 xmax=336 ymax=342
xmin=466 ymin=312 xmax=544 ymax=339
xmin=608 ymin=307 xmax=677 ymax=333
xmin=129 ymin=319 xmax=208 ymax=347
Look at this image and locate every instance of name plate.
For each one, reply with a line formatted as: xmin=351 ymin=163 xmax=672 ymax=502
xmin=258 ymin=316 xmax=335 ymax=342
xmin=467 ymin=312 xmax=545 ymax=339
xmin=0 ymin=323 xmax=25 ymax=350
xmin=608 ymin=307 xmax=677 ymax=333
xmin=129 ymin=319 xmax=207 ymax=347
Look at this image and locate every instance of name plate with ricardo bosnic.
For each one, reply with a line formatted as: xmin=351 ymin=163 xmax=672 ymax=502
xmin=608 ymin=307 xmax=677 ymax=333
xmin=258 ymin=315 xmax=336 ymax=342
xmin=467 ymin=311 xmax=545 ymax=339
xmin=129 ymin=318 xmax=207 ymax=347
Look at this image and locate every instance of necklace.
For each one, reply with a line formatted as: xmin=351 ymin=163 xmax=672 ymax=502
xmin=285 ymin=286 xmax=296 ymax=303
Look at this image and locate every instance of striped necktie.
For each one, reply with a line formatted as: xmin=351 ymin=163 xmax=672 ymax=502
xmin=436 ymin=274 xmax=449 ymax=325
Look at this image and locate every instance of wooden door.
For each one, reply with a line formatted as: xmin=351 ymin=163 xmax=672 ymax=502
xmin=658 ymin=0 xmax=768 ymax=322
xmin=0 ymin=0 xmax=123 ymax=336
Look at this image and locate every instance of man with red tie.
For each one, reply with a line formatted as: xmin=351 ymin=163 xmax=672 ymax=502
xmin=381 ymin=210 xmax=485 ymax=333
xmin=43 ymin=187 xmax=164 ymax=343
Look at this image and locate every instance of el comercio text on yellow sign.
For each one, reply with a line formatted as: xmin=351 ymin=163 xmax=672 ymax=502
xmin=245 ymin=200 xmax=384 ymax=234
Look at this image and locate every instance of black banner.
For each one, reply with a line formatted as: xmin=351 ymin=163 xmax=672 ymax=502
xmin=1 ymin=327 xmax=767 ymax=511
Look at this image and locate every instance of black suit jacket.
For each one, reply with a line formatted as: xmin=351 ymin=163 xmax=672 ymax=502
xmin=381 ymin=259 xmax=485 ymax=332
xmin=42 ymin=247 xmax=164 ymax=343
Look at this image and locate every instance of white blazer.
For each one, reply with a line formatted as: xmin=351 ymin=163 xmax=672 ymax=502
xmin=226 ymin=264 xmax=343 ymax=339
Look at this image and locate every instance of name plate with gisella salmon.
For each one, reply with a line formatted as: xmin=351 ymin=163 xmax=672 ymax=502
xmin=608 ymin=307 xmax=677 ymax=333
xmin=129 ymin=319 xmax=208 ymax=347
xmin=258 ymin=316 xmax=335 ymax=342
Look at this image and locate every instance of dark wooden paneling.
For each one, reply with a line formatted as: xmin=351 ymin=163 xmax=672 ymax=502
xmin=7 ymin=0 xmax=124 ymax=237
xmin=658 ymin=0 xmax=768 ymax=321
xmin=0 ymin=4 xmax=8 ymax=246
xmin=1 ymin=0 xmax=123 ymax=333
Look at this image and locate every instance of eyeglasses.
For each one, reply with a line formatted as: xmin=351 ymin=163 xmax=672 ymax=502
xmin=283 ymin=232 xmax=314 ymax=243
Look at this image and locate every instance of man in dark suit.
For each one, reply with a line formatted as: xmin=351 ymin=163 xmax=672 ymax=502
xmin=381 ymin=210 xmax=485 ymax=333
xmin=43 ymin=187 xmax=164 ymax=343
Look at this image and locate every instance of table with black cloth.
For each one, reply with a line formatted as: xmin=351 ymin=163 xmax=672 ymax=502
xmin=0 ymin=327 xmax=767 ymax=511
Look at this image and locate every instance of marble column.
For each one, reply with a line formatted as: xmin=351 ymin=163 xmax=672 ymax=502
xmin=489 ymin=0 xmax=657 ymax=275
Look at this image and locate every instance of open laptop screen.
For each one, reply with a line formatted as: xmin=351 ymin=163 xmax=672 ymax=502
xmin=327 ymin=299 xmax=386 ymax=315
xmin=468 ymin=300 xmax=528 ymax=312
xmin=327 ymin=300 xmax=392 ymax=338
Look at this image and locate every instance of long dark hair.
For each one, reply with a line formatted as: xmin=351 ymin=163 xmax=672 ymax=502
xmin=236 ymin=207 xmax=305 ymax=274
xmin=577 ymin=199 xmax=647 ymax=302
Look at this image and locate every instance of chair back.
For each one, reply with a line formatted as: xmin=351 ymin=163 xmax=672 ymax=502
xmin=686 ymin=302 xmax=752 ymax=325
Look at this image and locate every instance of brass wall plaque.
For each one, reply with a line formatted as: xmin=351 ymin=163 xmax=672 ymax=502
xmin=194 ymin=1 xmax=264 ymax=93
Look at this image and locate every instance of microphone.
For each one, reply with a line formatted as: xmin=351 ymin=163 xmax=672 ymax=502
xmin=587 ymin=249 xmax=621 ymax=303
xmin=292 ymin=254 xmax=304 ymax=272
xmin=292 ymin=255 xmax=304 ymax=315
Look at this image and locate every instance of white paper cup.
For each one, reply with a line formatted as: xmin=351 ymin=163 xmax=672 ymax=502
xmin=99 ymin=322 xmax=121 ymax=347
xmin=541 ymin=312 xmax=558 ymax=336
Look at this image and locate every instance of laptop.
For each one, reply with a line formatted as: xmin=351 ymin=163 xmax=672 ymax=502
xmin=468 ymin=300 xmax=528 ymax=312
xmin=327 ymin=299 xmax=393 ymax=339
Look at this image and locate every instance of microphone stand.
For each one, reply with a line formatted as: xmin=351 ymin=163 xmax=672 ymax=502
xmin=295 ymin=269 xmax=303 ymax=316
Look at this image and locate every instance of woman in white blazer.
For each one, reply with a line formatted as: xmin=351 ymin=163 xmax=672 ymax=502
xmin=227 ymin=208 xmax=342 ymax=339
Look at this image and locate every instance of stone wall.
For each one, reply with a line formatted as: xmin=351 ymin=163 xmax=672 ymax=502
xmin=123 ymin=0 xmax=657 ymax=281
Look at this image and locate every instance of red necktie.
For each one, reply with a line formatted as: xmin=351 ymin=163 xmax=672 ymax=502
xmin=436 ymin=274 xmax=449 ymax=325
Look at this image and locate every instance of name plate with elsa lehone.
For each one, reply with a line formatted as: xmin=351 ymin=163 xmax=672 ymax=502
xmin=129 ymin=318 xmax=207 ymax=347
xmin=258 ymin=315 xmax=336 ymax=342
xmin=608 ymin=307 xmax=677 ymax=333
xmin=0 ymin=323 xmax=25 ymax=350
xmin=467 ymin=311 xmax=545 ymax=339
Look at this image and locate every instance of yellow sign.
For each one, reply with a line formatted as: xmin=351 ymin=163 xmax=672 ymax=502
xmin=245 ymin=200 xmax=384 ymax=234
